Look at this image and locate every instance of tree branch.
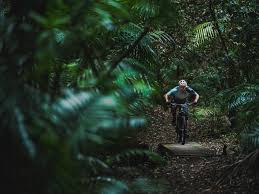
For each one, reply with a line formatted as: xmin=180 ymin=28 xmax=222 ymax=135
xmin=209 ymin=0 xmax=228 ymax=54
xmin=209 ymin=0 xmax=238 ymax=87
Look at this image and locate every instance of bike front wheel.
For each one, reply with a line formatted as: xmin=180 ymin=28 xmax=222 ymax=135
xmin=178 ymin=116 xmax=187 ymax=145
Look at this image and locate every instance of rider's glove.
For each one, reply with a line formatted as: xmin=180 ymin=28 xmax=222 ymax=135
xmin=192 ymin=101 xmax=198 ymax=106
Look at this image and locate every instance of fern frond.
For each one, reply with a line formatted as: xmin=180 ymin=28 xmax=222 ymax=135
xmin=240 ymin=96 xmax=259 ymax=151
xmin=14 ymin=108 xmax=37 ymax=159
xmin=95 ymin=177 xmax=129 ymax=194
xmin=148 ymin=30 xmax=173 ymax=45
xmin=115 ymin=67 xmax=153 ymax=98
xmin=241 ymin=127 xmax=259 ymax=152
xmin=60 ymin=62 xmax=80 ymax=88
xmin=94 ymin=0 xmax=129 ymax=30
xmin=191 ymin=21 xmax=218 ymax=47
xmin=118 ymin=23 xmax=143 ymax=44
xmin=226 ymin=84 xmax=259 ymax=151
xmin=229 ymin=91 xmax=257 ymax=112
xmin=227 ymin=85 xmax=258 ymax=111
xmin=108 ymin=149 xmax=165 ymax=166
xmin=77 ymin=68 xmax=97 ymax=89
xmin=77 ymin=155 xmax=110 ymax=174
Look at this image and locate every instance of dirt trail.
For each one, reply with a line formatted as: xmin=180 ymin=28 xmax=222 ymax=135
xmin=136 ymin=106 xmax=258 ymax=194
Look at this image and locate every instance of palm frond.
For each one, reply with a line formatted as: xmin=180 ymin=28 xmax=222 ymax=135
xmin=119 ymin=0 xmax=158 ymax=20
xmin=240 ymin=97 xmax=259 ymax=152
xmin=115 ymin=67 xmax=153 ymax=96
xmin=119 ymin=0 xmax=178 ymax=26
xmin=116 ymin=22 xmax=173 ymax=65
xmin=131 ymin=0 xmax=158 ymax=20
xmin=191 ymin=21 xmax=218 ymax=48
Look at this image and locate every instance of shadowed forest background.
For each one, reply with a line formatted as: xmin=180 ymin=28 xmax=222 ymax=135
xmin=0 ymin=0 xmax=258 ymax=193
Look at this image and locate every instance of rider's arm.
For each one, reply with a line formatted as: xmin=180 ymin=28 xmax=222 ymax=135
xmin=187 ymin=86 xmax=199 ymax=103
xmin=193 ymin=92 xmax=199 ymax=103
xmin=164 ymin=93 xmax=170 ymax=102
xmin=164 ymin=87 xmax=178 ymax=102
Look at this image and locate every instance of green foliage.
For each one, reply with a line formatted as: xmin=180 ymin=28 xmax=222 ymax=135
xmin=191 ymin=21 xmax=218 ymax=48
xmin=108 ymin=149 xmax=166 ymax=166
xmin=228 ymin=85 xmax=257 ymax=112
xmin=216 ymin=149 xmax=259 ymax=186
xmin=0 ymin=1 xmax=178 ymax=193
xmin=185 ymin=66 xmax=222 ymax=106
xmin=1 ymin=0 xmax=258 ymax=192
xmin=126 ymin=0 xmax=159 ymax=20
xmin=227 ymin=85 xmax=259 ymax=152
xmin=191 ymin=107 xmax=231 ymax=137
xmin=175 ymin=0 xmax=258 ymax=147
xmin=161 ymin=58 xmax=189 ymax=84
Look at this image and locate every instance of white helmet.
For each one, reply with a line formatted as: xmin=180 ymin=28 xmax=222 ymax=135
xmin=178 ymin=80 xmax=187 ymax=87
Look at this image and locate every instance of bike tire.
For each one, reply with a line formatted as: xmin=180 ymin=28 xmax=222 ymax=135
xmin=180 ymin=116 xmax=186 ymax=145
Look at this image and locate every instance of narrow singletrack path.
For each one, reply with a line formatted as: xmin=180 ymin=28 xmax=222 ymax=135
xmin=136 ymin=106 xmax=257 ymax=194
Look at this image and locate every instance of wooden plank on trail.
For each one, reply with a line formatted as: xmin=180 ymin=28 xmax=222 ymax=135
xmin=158 ymin=142 xmax=215 ymax=157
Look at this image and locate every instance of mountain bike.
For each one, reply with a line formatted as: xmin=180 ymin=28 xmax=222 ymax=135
xmin=170 ymin=103 xmax=192 ymax=145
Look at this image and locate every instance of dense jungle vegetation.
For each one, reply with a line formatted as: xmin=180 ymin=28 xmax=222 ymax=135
xmin=0 ymin=0 xmax=258 ymax=193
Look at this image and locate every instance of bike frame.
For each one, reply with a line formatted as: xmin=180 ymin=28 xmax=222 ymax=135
xmin=170 ymin=103 xmax=191 ymax=145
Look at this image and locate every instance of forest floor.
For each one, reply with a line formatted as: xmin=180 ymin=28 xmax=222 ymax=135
xmin=118 ymin=106 xmax=259 ymax=194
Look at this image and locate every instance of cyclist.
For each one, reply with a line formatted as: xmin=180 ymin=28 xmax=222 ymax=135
xmin=164 ymin=80 xmax=199 ymax=127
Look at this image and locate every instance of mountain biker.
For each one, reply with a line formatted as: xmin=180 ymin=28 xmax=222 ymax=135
xmin=164 ymin=80 xmax=199 ymax=126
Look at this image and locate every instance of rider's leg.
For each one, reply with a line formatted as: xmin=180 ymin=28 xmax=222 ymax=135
xmin=171 ymin=106 xmax=177 ymax=126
